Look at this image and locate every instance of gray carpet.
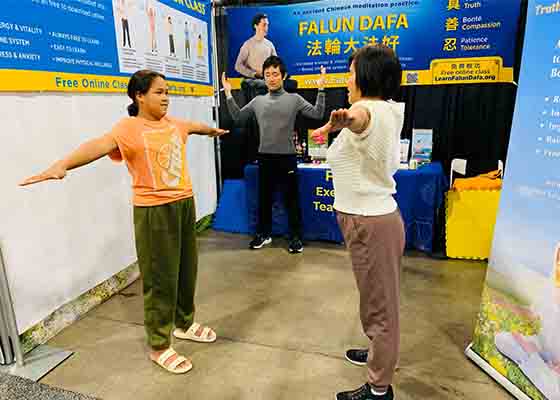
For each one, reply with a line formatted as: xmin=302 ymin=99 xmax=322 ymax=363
xmin=0 ymin=373 xmax=98 ymax=400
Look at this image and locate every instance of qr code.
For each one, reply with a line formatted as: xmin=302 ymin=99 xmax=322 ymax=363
xmin=406 ymin=72 xmax=419 ymax=84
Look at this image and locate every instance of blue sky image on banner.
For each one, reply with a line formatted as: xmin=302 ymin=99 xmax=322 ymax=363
xmin=471 ymin=1 xmax=560 ymax=399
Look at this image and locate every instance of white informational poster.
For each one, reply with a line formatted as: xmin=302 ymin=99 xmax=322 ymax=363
xmin=0 ymin=0 xmax=213 ymax=95
xmin=112 ymin=0 xmax=210 ymax=84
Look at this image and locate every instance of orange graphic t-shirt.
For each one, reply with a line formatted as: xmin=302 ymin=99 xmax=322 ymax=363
xmin=106 ymin=116 xmax=194 ymax=206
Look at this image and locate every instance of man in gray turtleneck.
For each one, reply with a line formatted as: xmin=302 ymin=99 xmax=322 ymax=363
xmin=222 ymin=56 xmax=326 ymax=253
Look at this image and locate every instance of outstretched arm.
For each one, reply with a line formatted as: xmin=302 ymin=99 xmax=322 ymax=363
xmin=298 ymin=66 xmax=327 ymax=119
xmin=310 ymin=107 xmax=371 ymax=144
xmin=20 ymin=134 xmax=118 ymax=186
xmin=186 ymin=121 xmax=229 ymax=137
xmin=222 ymin=72 xmax=256 ymax=123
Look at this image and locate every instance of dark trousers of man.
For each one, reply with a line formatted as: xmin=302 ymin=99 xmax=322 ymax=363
xmin=257 ymin=154 xmax=302 ymax=239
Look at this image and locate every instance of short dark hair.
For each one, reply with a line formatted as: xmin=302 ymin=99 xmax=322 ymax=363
xmin=349 ymin=45 xmax=402 ymax=100
xmin=127 ymin=70 xmax=166 ymax=116
xmin=252 ymin=13 xmax=268 ymax=30
xmin=262 ymin=55 xmax=287 ymax=77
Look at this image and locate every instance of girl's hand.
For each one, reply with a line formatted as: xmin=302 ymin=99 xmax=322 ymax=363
xmin=20 ymin=162 xmax=67 ymax=186
xmin=209 ymin=128 xmax=229 ymax=137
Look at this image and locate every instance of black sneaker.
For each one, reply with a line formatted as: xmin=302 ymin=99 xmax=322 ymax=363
xmin=336 ymin=384 xmax=393 ymax=400
xmin=288 ymin=238 xmax=304 ymax=254
xmin=249 ymin=235 xmax=272 ymax=250
xmin=345 ymin=349 xmax=368 ymax=366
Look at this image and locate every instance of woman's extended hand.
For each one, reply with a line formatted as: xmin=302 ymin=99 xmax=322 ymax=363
xmin=310 ymin=109 xmax=355 ymax=144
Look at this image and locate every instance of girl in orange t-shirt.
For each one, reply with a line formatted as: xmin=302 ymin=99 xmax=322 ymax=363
xmin=20 ymin=70 xmax=228 ymax=374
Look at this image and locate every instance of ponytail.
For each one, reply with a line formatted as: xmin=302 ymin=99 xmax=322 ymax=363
xmin=127 ymin=102 xmax=139 ymax=116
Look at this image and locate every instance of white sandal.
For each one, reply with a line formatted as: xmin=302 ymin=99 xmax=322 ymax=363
xmin=151 ymin=347 xmax=192 ymax=374
xmin=173 ymin=322 xmax=217 ymax=343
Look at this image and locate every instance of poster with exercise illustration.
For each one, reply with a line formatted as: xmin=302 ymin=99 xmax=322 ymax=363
xmin=0 ymin=0 xmax=212 ymax=95
xmin=470 ymin=2 xmax=560 ymax=399
xmin=113 ymin=0 xmax=210 ymax=85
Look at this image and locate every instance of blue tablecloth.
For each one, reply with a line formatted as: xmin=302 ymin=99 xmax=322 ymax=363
xmin=213 ymin=162 xmax=448 ymax=253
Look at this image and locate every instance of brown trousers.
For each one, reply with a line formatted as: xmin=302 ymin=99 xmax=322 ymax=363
xmin=337 ymin=210 xmax=405 ymax=390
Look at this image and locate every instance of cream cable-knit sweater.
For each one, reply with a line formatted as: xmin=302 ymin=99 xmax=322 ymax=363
xmin=327 ymin=99 xmax=405 ymax=216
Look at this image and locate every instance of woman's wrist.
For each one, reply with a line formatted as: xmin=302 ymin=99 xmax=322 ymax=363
xmin=349 ymin=108 xmax=370 ymax=133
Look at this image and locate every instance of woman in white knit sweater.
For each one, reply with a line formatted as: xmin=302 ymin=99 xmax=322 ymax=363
xmin=312 ymin=45 xmax=405 ymax=400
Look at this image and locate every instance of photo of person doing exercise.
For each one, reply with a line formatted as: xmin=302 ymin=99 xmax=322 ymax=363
xmin=235 ymin=13 xmax=276 ymax=79
xmin=146 ymin=0 xmax=157 ymax=53
xmin=116 ymin=0 xmax=132 ymax=48
xmin=197 ymin=33 xmax=204 ymax=59
xmin=494 ymin=243 xmax=560 ymax=399
xmin=167 ymin=16 xmax=176 ymax=57
xmin=184 ymin=21 xmax=191 ymax=61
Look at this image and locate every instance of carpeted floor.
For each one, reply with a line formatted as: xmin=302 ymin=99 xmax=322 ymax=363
xmin=0 ymin=373 xmax=97 ymax=400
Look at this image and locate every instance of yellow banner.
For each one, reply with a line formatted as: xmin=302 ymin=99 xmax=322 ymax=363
xmin=0 ymin=70 xmax=214 ymax=96
xmin=428 ymin=56 xmax=513 ymax=85
xmin=226 ymin=57 xmax=513 ymax=90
